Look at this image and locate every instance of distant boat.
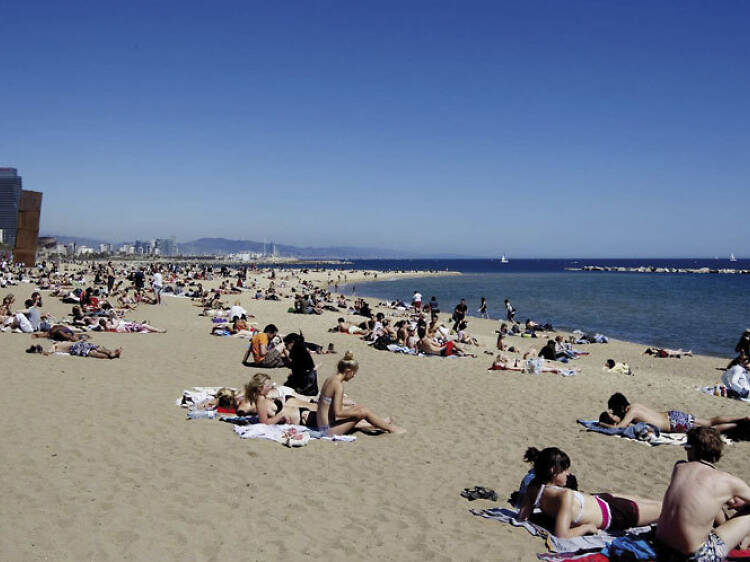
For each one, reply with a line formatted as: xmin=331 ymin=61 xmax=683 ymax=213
xmin=500 ymin=254 xmax=509 ymax=263
xmin=730 ymin=253 xmax=737 ymax=262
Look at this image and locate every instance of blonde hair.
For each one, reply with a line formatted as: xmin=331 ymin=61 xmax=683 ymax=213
xmin=215 ymin=387 xmax=236 ymax=408
xmin=244 ymin=373 xmax=271 ymax=403
xmin=337 ymin=351 xmax=359 ymax=374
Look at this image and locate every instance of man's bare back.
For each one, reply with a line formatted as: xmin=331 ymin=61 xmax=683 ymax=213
xmin=656 ymin=428 xmax=750 ymax=560
xmin=657 ymin=461 xmax=745 ymax=552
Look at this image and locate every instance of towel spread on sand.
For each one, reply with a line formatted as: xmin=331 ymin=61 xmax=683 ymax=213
xmin=577 ymin=419 xmax=734 ymax=447
xmin=233 ymin=423 xmax=356 ymax=443
xmin=577 ymin=419 xmax=687 ymax=446
xmin=470 ymin=507 xmax=652 ymax=553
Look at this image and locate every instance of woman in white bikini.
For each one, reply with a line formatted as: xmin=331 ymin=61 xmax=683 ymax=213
xmin=518 ymin=447 xmax=661 ymax=538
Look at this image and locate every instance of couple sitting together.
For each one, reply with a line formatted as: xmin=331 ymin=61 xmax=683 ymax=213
xmin=516 ymin=427 xmax=750 ymax=561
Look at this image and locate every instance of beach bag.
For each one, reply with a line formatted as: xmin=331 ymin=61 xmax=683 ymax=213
xmin=722 ymin=365 xmax=750 ymax=399
xmin=281 ymin=428 xmax=310 ymax=447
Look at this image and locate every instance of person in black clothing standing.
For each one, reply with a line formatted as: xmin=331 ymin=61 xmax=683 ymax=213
xmin=452 ymin=298 xmax=468 ymax=332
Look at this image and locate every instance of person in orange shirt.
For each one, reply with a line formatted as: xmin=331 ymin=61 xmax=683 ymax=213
xmin=242 ymin=323 xmax=289 ymax=368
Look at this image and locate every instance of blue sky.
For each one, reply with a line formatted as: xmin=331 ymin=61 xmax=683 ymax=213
xmin=1 ymin=1 xmax=748 ymax=257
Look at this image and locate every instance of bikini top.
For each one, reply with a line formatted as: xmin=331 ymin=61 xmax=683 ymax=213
xmin=319 ymin=395 xmax=333 ymax=404
xmin=534 ymin=484 xmax=585 ymax=524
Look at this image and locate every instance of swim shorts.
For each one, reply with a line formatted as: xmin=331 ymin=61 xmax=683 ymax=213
xmin=441 ymin=341 xmax=455 ymax=357
xmin=656 ymin=531 xmax=727 ymax=562
xmin=668 ymin=410 xmax=696 ymax=432
xmin=69 ymin=342 xmax=99 ymax=357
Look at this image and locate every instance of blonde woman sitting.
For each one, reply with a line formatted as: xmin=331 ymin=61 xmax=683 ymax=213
xmin=305 ymin=351 xmax=406 ymax=436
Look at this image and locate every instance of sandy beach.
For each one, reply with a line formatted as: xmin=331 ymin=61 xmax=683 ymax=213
xmin=1 ymin=266 xmax=749 ymax=561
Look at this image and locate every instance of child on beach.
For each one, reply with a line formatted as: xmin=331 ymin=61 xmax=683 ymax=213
xmin=305 ymin=351 xmax=406 ymax=436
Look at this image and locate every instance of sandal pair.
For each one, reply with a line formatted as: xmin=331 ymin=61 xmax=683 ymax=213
xmin=26 ymin=345 xmax=43 ymax=354
xmin=460 ymin=486 xmax=497 ymax=501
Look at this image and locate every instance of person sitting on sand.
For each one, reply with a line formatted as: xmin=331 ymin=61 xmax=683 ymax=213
xmin=29 ymin=341 xmax=122 ymax=359
xmin=599 ymin=392 xmax=750 ymax=434
xmin=417 ymin=326 xmax=474 ymax=357
xmin=656 ymin=427 xmax=750 ymax=561
xmin=303 ymin=351 xmax=405 ymax=436
xmin=644 ymin=347 xmax=693 ymax=358
xmin=518 ymin=446 xmax=661 ymax=538
xmin=243 ymin=373 xmax=294 ymax=425
xmin=242 ymin=324 xmax=289 ymax=368
xmin=333 ymin=317 xmax=365 ymax=335
xmin=455 ymin=321 xmax=479 ymax=346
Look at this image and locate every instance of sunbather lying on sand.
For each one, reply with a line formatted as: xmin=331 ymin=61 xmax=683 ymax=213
xmin=644 ymin=347 xmax=693 ymax=357
xmin=599 ymin=392 xmax=750 ymax=433
xmin=302 ymin=351 xmax=405 ymax=435
xmin=488 ymin=352 xmax=580 ymax=375
xmin=517 ymin=446 xmax=661 ymax=538
xmin=242 ymin=373 xmax=318 ymax=425
xmin=28 ymin=341 xmax=122 ymax=359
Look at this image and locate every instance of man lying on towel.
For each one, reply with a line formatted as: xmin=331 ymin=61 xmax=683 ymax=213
xmin=656 ymin=427 xmax=750 ymax=561
xmin=598 ymin=393 xmax=749 ymax=434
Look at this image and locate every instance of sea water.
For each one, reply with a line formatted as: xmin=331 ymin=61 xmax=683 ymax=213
xmin=335 ymin=259 xmax=750 ymax=357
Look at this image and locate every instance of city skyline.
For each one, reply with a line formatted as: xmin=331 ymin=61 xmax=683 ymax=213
xmin=3 ymin=2 xmax=749 ymax=258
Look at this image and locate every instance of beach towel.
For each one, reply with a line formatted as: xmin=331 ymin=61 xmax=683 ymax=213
xmin=232 ymin=423 xmax=356 ymax=444
xmin=470 ymin=507 xmax=652 ymax=553
xmin=386 ymin=344 xmax=417 ymax=354
xmin=577 ymin=419 xmax=734 ymax=447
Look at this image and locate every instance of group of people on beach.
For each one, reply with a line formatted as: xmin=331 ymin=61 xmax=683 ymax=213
xmin=514 ymin=430 xmax=750 ymax=560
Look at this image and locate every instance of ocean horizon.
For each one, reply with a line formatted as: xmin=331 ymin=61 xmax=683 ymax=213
xmin=311 ymin=258 xmax=750 ymax=358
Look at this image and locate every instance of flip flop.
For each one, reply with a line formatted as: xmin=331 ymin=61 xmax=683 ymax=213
xmin=460 ymin=486 xmax=498 ymax=501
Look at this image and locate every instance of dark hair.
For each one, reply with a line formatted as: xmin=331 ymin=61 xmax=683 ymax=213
xmin=283 ymin=332 xmax=299 ymax=346
xmin=607 ymin=393 xmax=630 ymax=417
xmin=523 ymin=447 xmax=540 ymax=463
xmin=599 ymin=411 xmax=616 ymax=425
xmin=263 ymin=324 xmax=278 ymax=334
xmin=25 ymin=299 xmax=33 ymax=307
xmin=687 ymin=427 xmax=723 ymax=463
xmin=531 ymin=447 xmax=571 ymax=485
xmin=605 ymin=359 xmax=616 ymax=369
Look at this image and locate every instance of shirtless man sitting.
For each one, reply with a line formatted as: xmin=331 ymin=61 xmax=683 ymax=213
xmin=656 ymin=427 xmax=750 ymax=561
xmin=599 ymin=393 xmax=749 ymax=434
xmin=416 ymin=326 xmax=474 ymax=357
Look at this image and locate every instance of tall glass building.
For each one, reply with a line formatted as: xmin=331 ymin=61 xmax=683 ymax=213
xmin=0 ymin=167 xmax=22 ymax=247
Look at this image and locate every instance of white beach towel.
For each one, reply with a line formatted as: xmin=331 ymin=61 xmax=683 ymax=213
xmin=233 ymin=424 xmax=356 ymax=444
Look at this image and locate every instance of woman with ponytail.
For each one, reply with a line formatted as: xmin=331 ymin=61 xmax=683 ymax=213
xmin=517 ymin=447 xmax=661 ymax=538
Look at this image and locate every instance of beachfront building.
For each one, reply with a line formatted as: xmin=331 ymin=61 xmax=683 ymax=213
xmin=0 ymin=167 xmax=22 ymax=248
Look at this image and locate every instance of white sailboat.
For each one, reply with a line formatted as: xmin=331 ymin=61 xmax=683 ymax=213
xmin=500 ymin=254 xmax=509 ymax=263
xmin=730 ymin=253 xmax=737 ymax=262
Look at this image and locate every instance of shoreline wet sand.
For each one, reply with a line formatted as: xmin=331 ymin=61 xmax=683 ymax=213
xmin=1 ymin=264 xmax=748 ymax=561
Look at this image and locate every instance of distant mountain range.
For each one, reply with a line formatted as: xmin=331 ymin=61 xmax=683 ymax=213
xmin=43 ymin=235 xmax=472 ymax=259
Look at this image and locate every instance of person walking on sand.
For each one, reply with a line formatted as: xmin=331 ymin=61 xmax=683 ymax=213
xmin=412 ymin=290 xmax=422 ymax=312
xmin=505 ymin=298 xmax=516 ymax=322
xmin=478 ymin=297 xmax=488 ymax=319
xmin=656 ymin=427 xmax=750 ymax=560
xmin=152 ymin=268 xmax=164 ymax=306
xmin=106 ymin=261 xmax=116 ymax=294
